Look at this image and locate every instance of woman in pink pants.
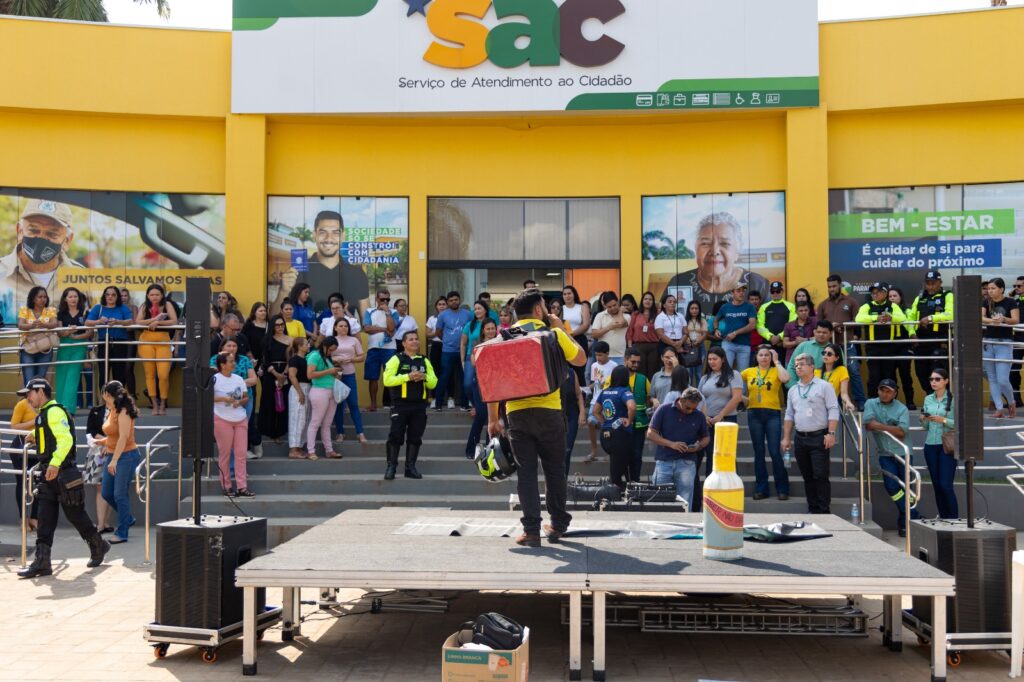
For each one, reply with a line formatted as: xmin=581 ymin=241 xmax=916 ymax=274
xmin=306 ymin=336 xmax=343 ymax=459
xmin=212 ymin=352 xmax=253 ymax=496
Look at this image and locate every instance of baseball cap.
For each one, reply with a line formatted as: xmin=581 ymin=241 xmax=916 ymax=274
xmin=925 ymin=270 xmax=942 ymax=281
xmin=869 ymin=282 xmax=890 ymax=292
xmin=20 ymin=199 xmax=73 ymax=230
xmin=15 ymin=386 xmax=30 ymax=396
xmin=769 ymin=281 xmax=783 ymax=293
xmin=878 ymin=378 xmax=898 ymax=391
xmin=733 ymin=283 xmax=748 ymax=291
xmin=23 ymin=378 xmax=51 ymax=392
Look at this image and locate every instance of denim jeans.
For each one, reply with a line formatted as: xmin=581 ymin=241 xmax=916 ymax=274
xmin=721 ymin=340 xmax=750 ymax=371
xmin=101 ymin=448 xmax=140 ymax=540
xmin=464 ymin=363 xmax=488 ymax=456
xmin=334 ymin=373 xmax=365 ymax=436
xmin=434 ymin=352 xmax=467 ymax=408
xmin=746 ymin=408 xmax=788 ymax=496
xmin=879 ymin=454 xmax=921 ymax=528
xmin=652 ymin=458 xmax=697 ymax=510
xmin=983 ymin=341 xmax=1014 ymax=409
xmin=846 ymin=343 xmax=867 ymax=407
xmin=20 ymin=349 xmax=52 ymax=384
xmin=923 ymin=443 xmax=959 ymax=519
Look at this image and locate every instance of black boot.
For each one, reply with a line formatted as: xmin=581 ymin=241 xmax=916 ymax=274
xmin=404 ymin=444 xmax=423 ymax=479
xmin=384 ymin=443 xmax=399 ymax=481
xmin=18 ymin=544 xmax=52 ymax=579
xmin=87 ymin=533 xmax=111 ymax=568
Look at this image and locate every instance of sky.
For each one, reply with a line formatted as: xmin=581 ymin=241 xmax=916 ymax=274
xmin=102 ymin=0 xmax=1006 ymax=30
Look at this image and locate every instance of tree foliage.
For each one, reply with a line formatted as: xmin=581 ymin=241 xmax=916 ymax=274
xmin=1 ymin=0 xmax=168 ymax=21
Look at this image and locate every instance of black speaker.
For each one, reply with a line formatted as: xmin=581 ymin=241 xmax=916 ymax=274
xmin=182 ymin=277 xmax=216 ymax=461
xmin=952 ymin=276 xmax=983 ymax=461
xmin=156 ymin=516 xmax=267 ymax=629
xmin=910 ymin=518 xmax=1016 ymax=633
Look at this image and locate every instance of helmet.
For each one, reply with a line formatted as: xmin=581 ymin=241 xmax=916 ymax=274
xmin=474 ymin=437 xmax=517 ymax=482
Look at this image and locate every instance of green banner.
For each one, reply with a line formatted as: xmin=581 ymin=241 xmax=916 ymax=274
xmin=829 ymin=209 xmax=1016 ymax=240
xmin=233 ymin=0 xmax=377 ymax=19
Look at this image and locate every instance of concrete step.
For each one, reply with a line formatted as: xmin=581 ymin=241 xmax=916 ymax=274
xmin=179 ymin=491 xmax=515 ymax=518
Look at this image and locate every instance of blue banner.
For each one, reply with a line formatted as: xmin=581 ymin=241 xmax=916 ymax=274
xmin=829 ymin=238 xmax=1002 ymax=272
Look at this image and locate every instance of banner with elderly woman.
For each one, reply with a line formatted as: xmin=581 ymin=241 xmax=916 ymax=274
xmin=642 ymin=192 xmax=787 ymax=308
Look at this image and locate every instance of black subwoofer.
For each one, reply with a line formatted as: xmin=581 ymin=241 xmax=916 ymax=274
xmin=156 ymin=516 xmax=267 ymax=629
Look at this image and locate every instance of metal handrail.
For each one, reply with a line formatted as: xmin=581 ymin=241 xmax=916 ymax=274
xmin=840 ymin=410 xmax=867 ymax=522
xmin=0 ymin=427 xmax=37 ymax=567
xmin=132 ymin=425 xmax=179 ymax=565
xmin=875 ymin=429 xmax=920 ymax=556
xmin=1007 ymin=452 xmax=1024 ymax=498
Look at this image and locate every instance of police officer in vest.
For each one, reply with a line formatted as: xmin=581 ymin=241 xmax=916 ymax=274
xmin=907 ymin=270 xmax=955 ymax=401
xmin=19 ymin=378 xmax=109 ymax=578
xmin=757 ymin=280 xmax=797 ymax=358
xmin=855 ymin=282 xmax=907 ymax=398
xmin=382 ymin=330 xmax=437 ymax=480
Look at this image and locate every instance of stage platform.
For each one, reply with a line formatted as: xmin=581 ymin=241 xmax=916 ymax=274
xmin=235 ymin=508 xmax=955 ymax=681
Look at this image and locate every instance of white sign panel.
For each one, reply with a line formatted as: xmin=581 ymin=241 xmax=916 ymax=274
xmin=231 ymin=0 xmax=819 ymax=115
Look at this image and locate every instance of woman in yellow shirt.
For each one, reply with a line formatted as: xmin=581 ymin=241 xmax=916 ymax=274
xmin=17 ymin=286 xmax=59 ymax=384
xmin=815 ymin=343 xmax=856 ymax=413
xmin=280 ymin=301 xmax=307 ymax=339
xmin=741 ymin=345 xmax=791 ymax=500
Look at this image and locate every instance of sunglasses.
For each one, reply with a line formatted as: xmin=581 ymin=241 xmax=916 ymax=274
xmin=274 ymin=322 xmax=285 ymax=327
xmin=929 ymin=376 xmax=944 ymax=382
xmin=822 ymin=351 xmax=835 ymax=356
xmin=379 ymin=297 xmax=390 ymax=302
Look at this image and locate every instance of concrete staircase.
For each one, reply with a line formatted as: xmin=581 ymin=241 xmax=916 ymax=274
xmin=179 ymin=410 xmax=883 ymax=545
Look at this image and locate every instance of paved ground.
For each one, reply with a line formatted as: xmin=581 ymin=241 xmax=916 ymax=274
xmin=0 ymin=524 xmax=1018 ymax=681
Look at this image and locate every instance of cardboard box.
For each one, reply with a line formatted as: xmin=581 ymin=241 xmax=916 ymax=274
xmin=441 ymin=629 xmax=529 ymax=682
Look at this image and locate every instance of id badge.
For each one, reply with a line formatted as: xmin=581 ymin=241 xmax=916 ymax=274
xmin=642 ymin=325 xmax=649 ymax=333
xmin=806 ymin=407 xmax=814 ymax=419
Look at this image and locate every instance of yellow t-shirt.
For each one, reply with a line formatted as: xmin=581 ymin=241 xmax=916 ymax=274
xmin=506 ymin=321 xmax=580 ymax=415
xmin=740 ymin=366 xmax=782 ymax=411
xmin=11 ymin=398 xmax=37 ymax=428
xmin=284 ymin=320 xmax=307 ymax=338
xmin=815 ymin=365 xmax=850 ymax=398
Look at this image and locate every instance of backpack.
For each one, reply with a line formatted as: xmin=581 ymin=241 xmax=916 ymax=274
xmin=473 ymin=323 xmax=570 ymax=403
xmin=461 ymin=612 xmax=525 ymax=650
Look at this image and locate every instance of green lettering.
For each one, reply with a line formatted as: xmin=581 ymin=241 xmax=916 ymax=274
xmin=486 ymin=0 xmax=560 ymax=68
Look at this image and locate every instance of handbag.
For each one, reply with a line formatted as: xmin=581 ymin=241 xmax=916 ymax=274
xmin=680 ymin=344 xmax=702 ymax=367
xmin=23 ymin=330 xmax=60 ymax=354
xmin=333 ymin=377 xmax=351 ymax=403
xmin=939 ymin=392 xmax=955 ymax=455
xmin=274 ymin=385 xmax=286 ymax=413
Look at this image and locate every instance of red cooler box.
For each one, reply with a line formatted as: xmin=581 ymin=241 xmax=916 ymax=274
xmin=473 ymin=332 xmax=568 ymax=403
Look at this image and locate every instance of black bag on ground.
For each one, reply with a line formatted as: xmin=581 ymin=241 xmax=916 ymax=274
xmin=461 ymin=612 xmax=525 ymax=650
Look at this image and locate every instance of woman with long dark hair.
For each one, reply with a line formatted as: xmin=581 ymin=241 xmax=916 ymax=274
xmin=562 ymin=285 xmax=591 ymax=382
xmin=213 ymin=353 xmax=253 ymax=497
xmin=242 ymin=302 xmax=270 ymax=362
xmin=258 ymin=316 xmax=292 ymax=440
xmin=815 ymin=342 xmax=856 ymax=413
xmin=95 ymin=381 xmax=140 ymax=543
xmin=17 ymin=286 xmax=59 ymax=383
xmin=697 ymin=346 xmax=744 ymax=482
xmin=85 ymin=285 xmax=134 ymax=387
xmin=426 ymin=296 xmax=447 ymax=399
xmin=331 ymin=317 xmax=367 ymax=445
xmin=306 ymin=336 xmax=343 ymax=458
xmin=286 ymin=337 xmax=312 ymax=459
xmin=982 ymin=277 xmax=1018 ymax=418
xmin=287 ymin=282 xmax=316 ymax=335
xmin=55 ymin=287 xmax=92 ymax=410
xmin=684 ymin=300 xmax=708 ymax=386
xmin=135 ymin=284 xmax=178 ymax=415
xmin=794 ymin=288 xmax=815 ymax=311
xmin=627 ymin=291 xmax=661 ymax=379
xmin=921 ymin=368 xmax=958 ymax=518
xmin=592 ymin=365 xmax=636 ymax=489
xmin=465 ymin=318 xmax=499 ymax=458
xmin=741 ymin=345 xmax=791 ymax=500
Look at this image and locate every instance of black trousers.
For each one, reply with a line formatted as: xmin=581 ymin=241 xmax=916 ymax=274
xmin=35 ymin=476 xmax=99 ymax=549
xmin=508 ymin=408 xmax=571 ymax=535
xmin=914 ymin=342 xmax=949 ymax=403
xmin=794 ymin=431 xmax=832 ymax=514
xmin=893 ymin=357 xmax=916 ymax=408
xmin=866 ymin=343 xmax=896 ymax=398
xmin=96 ymin=339 xmax=131 ymax=388
xmin=387 ymin=404 xmax=428 ymax=447
xmin=1010 ymin=341 xmax=1024 ymax=406
xmin=600 ymin=427 xmax=633 ymax=489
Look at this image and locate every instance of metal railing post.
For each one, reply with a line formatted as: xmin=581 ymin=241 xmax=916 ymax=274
xmin=103 ymin=332 xmax=111 ymax=384
xmin=20 ymin=440 xmax=30 ymax=567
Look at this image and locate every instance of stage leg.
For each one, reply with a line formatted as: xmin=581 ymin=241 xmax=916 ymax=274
xmin=283 ymin=587 xmax=302 ymax=641
xmin=887 ymin=595 xmax=903 ymax=652
xmin=319 ymin=587 xmax=338 ymax=610
xmin=1011 ymin=551 xmax=1023 ymax=678
xmin=931 ymin=595 xmax=947 ymax=682
xmin=242 ymin=586 xmax=258 ymax=676
xmin=593 ymin=591 xmax=606 ymax=682
xmin=881 ymin=595 xmax=893 ymax=648
xmin=569 ymin=591 xmax=581 ymax=681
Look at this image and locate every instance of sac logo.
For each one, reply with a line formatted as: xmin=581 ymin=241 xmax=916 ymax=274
xmin=423 ymin=0 xmax=626 ymax=69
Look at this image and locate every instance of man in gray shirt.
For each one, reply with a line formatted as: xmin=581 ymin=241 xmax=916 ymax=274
xmin=782 ymin=353 xmax=840 ymax=514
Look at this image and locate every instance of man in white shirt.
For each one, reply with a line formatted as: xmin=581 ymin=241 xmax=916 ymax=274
xmin=318 ymin=298 xmax=362 ymax=338
xmin=590 ymin=291 xmax=631 ymax=364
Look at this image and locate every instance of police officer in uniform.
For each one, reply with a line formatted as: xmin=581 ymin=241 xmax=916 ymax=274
xmin=381 ymin=330 xmax=437 ymax=480
xmin=18 ymin=378 xmax=109 ymax=578
xmin=907 ymin=270 xmax=955 ymax=401
xmin=757 ymin=280 xmax=797 ymax=358
xmin=855 ymin=282 xmax=907 ymax=398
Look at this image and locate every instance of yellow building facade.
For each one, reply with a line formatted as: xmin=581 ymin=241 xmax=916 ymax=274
xmin=1 ymin=9 xmax=1023 ymax=404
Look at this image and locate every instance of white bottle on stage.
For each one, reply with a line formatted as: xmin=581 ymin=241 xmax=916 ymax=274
xmin=702 ymin=421 xmax=744 ymax=561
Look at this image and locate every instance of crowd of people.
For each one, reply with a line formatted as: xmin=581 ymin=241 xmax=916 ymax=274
xmin=2 ymin=265 xmax=990 ymax=548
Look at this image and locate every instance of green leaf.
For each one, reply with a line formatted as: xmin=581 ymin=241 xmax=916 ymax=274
xmin=134 ymin=0 xmax=170 ymax=20
xmin=7 ymin=0 xmax=56 ymax=16
xmin=52 ymin=0 xmax=107 ymax=21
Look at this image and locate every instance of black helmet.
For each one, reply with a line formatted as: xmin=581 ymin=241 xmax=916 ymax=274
xmin=474 ymin=437 xmax=517 ymax=482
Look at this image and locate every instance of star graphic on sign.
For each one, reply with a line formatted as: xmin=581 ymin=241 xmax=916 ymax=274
xmin=404 ymin=0 xmax=432 ymax=17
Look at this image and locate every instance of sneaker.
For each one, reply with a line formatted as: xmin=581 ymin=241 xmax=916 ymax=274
xmin=460 ymin=406 xmax=472 ymax=413
xmin=433 ymin=406 xmax=443 ymax=413
xmin=236 ymin=488 xmax=255 ymax=498
xmin=778 ymin=493 xmax=790 ymax=501
xmin=245 ymin=450 xmax=259 ymax=460
xmin=447 ymin=399 xmax=455 ymax=409
xmin=514 ymin=533 xmax=541 ymax=548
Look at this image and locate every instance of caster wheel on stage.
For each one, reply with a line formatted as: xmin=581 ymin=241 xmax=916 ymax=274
xmin=947 ymin=652 xmax=961 ymax=667
xmin=153 ymin=644 xmax=169 ymax=659
xmin=202 ymin=648 xmax=218 ymax=664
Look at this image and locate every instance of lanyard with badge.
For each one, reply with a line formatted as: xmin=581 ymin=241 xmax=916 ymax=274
xmin=798 ymin=381 xmax=815 ymax=419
